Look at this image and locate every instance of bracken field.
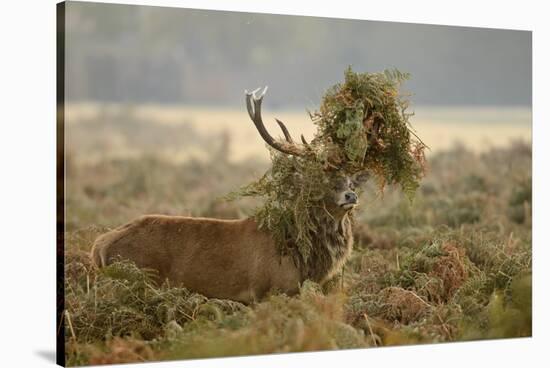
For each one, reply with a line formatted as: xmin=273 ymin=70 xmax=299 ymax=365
xmin=63 ymin=107 xmax=532 ymax=366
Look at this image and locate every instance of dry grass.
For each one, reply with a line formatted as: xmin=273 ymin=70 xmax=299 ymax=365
xmin=63 ymin=105 xmax=531 ymax=365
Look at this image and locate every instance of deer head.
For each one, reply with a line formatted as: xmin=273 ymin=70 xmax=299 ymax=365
xmin=245 ymin=87 xmax=371 ymax=218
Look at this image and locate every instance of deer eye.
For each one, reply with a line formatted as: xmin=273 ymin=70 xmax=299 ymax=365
xmin=332 ymin=180 xmax=345 ymax=191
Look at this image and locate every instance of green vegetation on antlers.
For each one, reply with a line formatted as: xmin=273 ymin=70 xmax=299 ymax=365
xmin=231 ymin=67 xmax=427 ymax=263
xmin=315 ymin=67 xmax=427 ymax=196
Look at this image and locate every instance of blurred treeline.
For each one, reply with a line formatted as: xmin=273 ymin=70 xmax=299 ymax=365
xmin=65 ymin=2 xmax=531 ymax=108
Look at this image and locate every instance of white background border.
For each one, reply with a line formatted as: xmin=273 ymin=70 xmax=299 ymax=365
xmin=0 ymin=0 xmax=547 ymax=367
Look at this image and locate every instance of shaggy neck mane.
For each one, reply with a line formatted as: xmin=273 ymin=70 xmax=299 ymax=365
xmin=294 ymin=209 xmax=354 ymax=283
xmin=240 ymin=153 xmax=356 ymax=283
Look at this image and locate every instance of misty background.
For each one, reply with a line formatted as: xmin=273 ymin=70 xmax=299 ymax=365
xmin=65 ymin=2 xmax=532 ymax=109
xmin=63 ymin=1 xmax=532 ymax=170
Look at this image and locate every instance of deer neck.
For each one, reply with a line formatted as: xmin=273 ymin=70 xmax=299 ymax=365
xmin=301 ymin=211 xmax=354 ymax=283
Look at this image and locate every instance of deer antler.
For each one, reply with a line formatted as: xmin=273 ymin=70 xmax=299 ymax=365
xmin=363 ymin=112 xmax=382 ymax=147
xmin=245 ymin=87 xmax=307 ymax=156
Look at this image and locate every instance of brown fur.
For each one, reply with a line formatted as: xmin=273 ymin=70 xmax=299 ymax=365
xmin=91 ymin=211 xmax=353 ymax=304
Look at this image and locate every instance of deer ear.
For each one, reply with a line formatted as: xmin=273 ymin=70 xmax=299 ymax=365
xmin=352 ymin=171 xmax=370 ymax=186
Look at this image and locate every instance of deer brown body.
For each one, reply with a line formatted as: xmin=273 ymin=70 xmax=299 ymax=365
xmin=91 ymin=87 xmax=369 ymax=303
xmin=91 ymin=213 xmax=353 ymax=303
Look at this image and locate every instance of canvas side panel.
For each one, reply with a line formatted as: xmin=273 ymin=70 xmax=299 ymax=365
xmin=56 ymin=2 xmax=66 ymax=367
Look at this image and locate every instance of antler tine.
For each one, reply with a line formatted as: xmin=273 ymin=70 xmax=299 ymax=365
xmin=370 ymin=120 xmax=380 ymax=143
xmin=246 ymin=87 xmax=278 ymax=149
xmin=244 ymin=87 xmax=261 ymax=121
xmin=363 ymin=111 xmax=380 ymax=146
xmin=301 ymin=134 xmax=309 ymax=145
xmin=252 ymin=86 xmax=268 ymax=123
xmin=275 ymin=119 xmax=294 ymax=143
xmin=245 ymin=86 xmax=305 ymax=156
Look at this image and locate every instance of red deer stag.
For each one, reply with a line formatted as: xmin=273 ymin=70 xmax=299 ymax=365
xmin=91 ymin=87 xmax=369 ymax=303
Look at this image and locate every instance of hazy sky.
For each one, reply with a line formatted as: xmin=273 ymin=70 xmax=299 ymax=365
xmin=65 ymin=2 xmax=532 ymax=108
